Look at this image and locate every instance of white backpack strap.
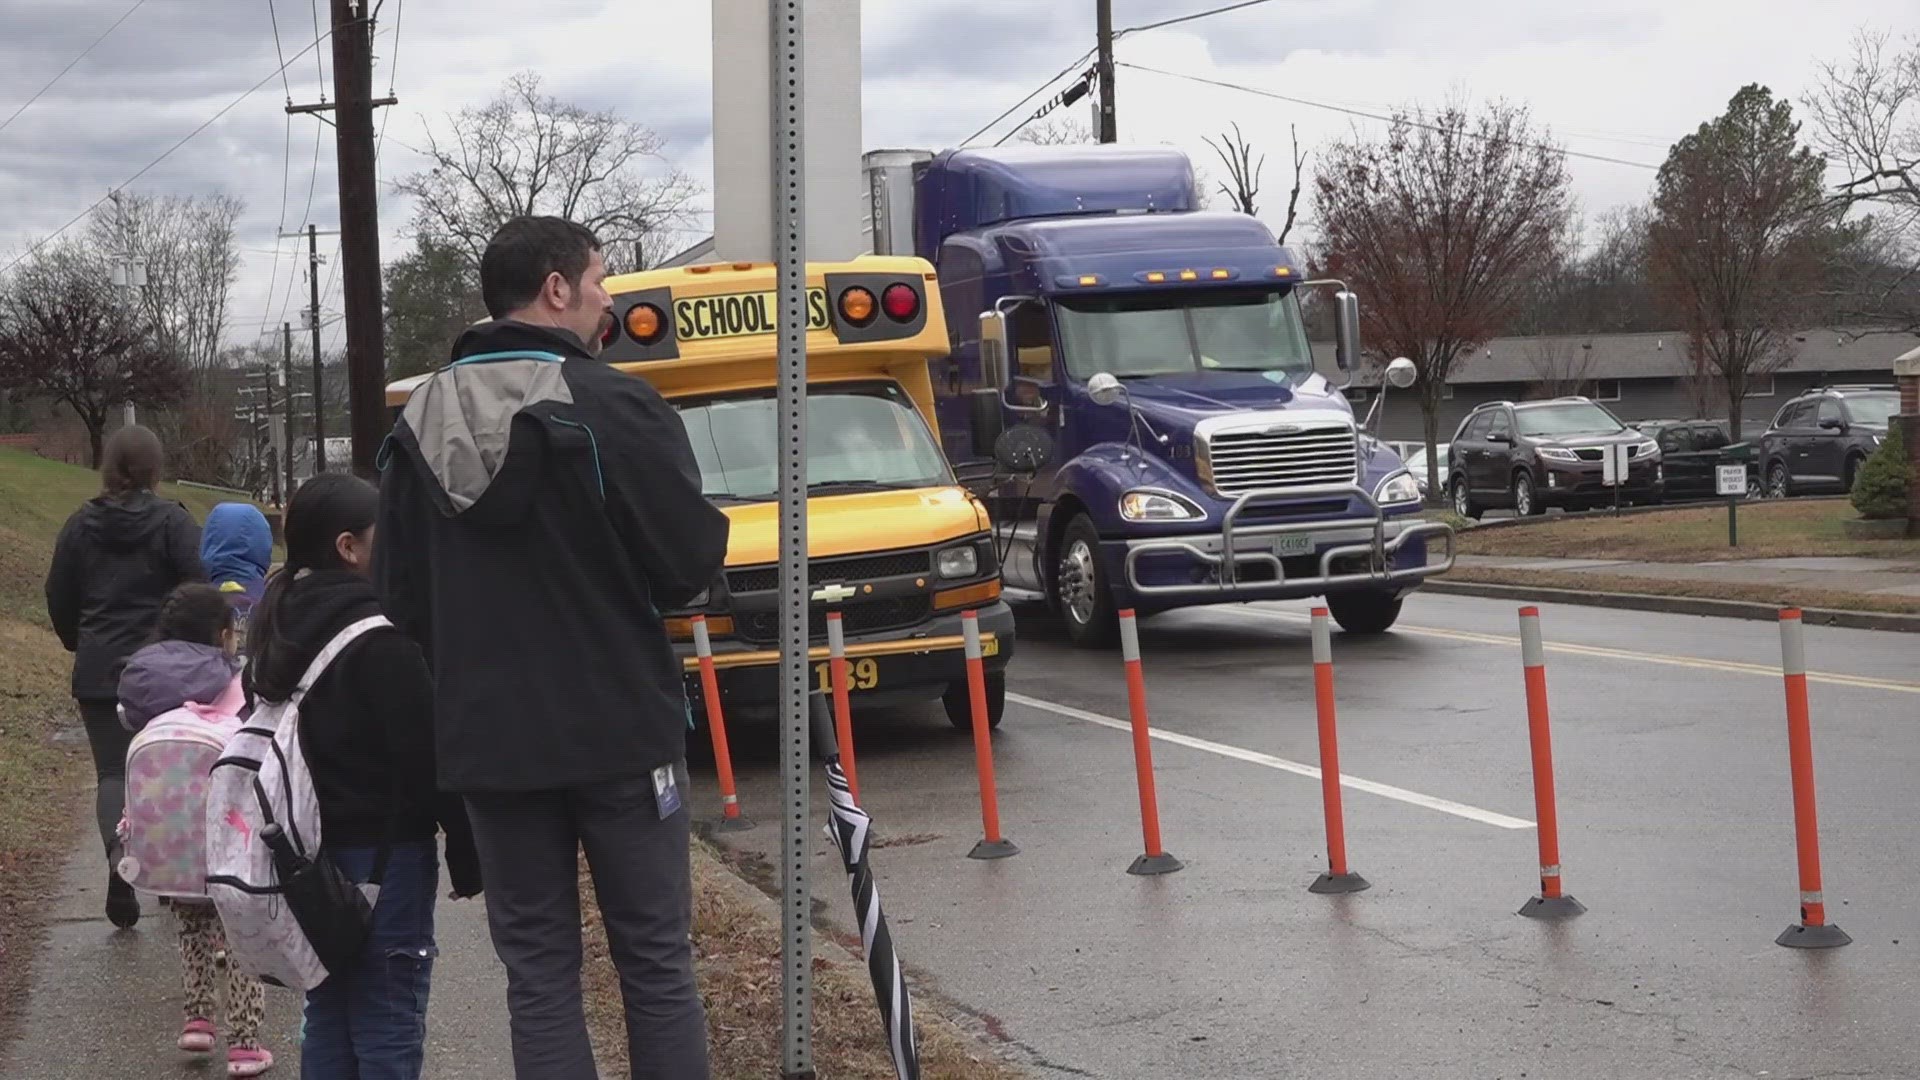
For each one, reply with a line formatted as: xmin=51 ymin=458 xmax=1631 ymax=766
xmin=288 ymin=616 xmax=392 ymax=706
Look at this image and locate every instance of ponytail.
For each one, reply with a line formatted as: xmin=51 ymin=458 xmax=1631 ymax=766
xmin=247 ymin=474 xmax=379 ymax=701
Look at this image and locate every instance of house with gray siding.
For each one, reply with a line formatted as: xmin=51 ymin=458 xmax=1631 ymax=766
xmin=1337 ymin=330 xmax=1920 ymax=445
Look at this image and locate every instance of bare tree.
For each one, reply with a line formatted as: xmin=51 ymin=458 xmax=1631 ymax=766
xmin=1676 ymin=345 xmax=1728 ymax=420
xmin=1203 ymin=123 xmax=1305 ymax=244
xmin=0 ymin=243 xmax=186 ymax=466
xmin=396 ymin=72 xmax=702 ymax=271
xmin=1649 ymin=84 xmax=1850 ymax=436
xmin=1524 ymin=338 xmax=1598 ymax=398
xmin=1013 ymin=116 xmax=1092 ymax=146
xmin=1804 ymin=30 xmax=1920 ymax=333
xmin=1313 ymin=100 xmax=1575 ymax=496
xmin=86 ymin=193 xmax=243 ymax=374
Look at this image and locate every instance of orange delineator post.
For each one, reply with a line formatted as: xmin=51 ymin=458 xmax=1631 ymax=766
xmin=961 ymin=611 xmax=1017 ymax=859
xmin=825 ymin=612 xmax=859 ymax=804
xmin=1775 ymin=608 xmax=1850 ymax=948
xmin=691 ymin=616 xmax=751 ymax=832
xmin=1118 ymin=610 xmax=1181 ymax=876
xmin=1307 ymin=608 xmax=1368 ymax=894
xmin=1516 ymin=607 xmax=1582 ymax=918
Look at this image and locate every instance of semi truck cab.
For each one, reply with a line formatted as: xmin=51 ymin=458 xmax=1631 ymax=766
xmin=865 ymin=145 xmax=1453 ymax=646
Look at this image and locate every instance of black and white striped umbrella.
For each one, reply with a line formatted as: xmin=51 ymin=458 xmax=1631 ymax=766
xmin=816 ymin=699 xmax=920 ymax=1080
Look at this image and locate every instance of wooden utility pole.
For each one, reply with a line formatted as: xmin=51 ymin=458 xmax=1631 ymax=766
xmin=305 ymin=224 xmax=328 ymax=471
xmin=282 ymin=322 xmax=297 ymax=500
xmin=330 ymin=0 xmax=385 ymax=477
xmin=1095 ymin=0 xmax=1117 ymax=143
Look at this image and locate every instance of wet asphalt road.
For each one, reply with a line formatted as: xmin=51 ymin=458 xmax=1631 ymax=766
xmin=700 ymin=592 xmax=1920 ymax=1080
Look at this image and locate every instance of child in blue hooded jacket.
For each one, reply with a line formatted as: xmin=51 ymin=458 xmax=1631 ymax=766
xmin=199 ymin=504 xmax=273 ymax=647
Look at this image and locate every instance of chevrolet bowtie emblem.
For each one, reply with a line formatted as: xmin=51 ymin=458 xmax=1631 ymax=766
xmin=811 ymin=583 xmax=858 ymax=603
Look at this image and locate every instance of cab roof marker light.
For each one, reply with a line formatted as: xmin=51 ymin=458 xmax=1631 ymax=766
xmin=1054 ymin=274 xmax=1106 ymax=288
xmin=1179 ymin=269 xmax=1199 ymax=281
xmin=1273 ymin=266 xmax=1292 ymax=277
xmin=1144 ymin=271 xmax=1167 ymax=283
xmin=1210 ymin=269 xmax=1235 ymax=280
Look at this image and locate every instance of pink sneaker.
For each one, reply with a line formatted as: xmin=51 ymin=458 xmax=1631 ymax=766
xmin=227 ymin=1045 xmax=274 ymax=1076
xmin=178 ymin=1018 xmax=216 ymax=1053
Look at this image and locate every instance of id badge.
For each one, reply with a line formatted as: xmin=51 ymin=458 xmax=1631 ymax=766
xmin=652 ymin=765 xmax=683 ymax=820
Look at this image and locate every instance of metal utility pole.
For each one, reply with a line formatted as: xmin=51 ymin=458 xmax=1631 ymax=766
xmin=1095 ymin=0 xmax=1117 ymax=143
xmin=289 ymin=1 xmax=394 ymax=478
xmin=282 ymin=323 xmax=297 ymax=500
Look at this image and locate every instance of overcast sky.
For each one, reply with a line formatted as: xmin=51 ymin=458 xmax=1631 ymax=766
xmin=0 ymin=0 xmax=1911 ymax=355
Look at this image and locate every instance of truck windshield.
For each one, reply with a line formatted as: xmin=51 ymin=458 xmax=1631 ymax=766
xmin=1054 ymin=287 xmax=1314 ymax=380
xmin=1514 ymin=402 xmax=1626 ymax=437
xmin=676 ymin=384 xmax=953 ymax=504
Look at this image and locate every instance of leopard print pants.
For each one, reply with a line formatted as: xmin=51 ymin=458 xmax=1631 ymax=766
xmin=175 ymin=901 xmax=266 ymax=1047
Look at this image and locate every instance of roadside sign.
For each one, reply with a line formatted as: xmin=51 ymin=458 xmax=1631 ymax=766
xmin=1602 ymin=444 xmax=1629 ymax=487
xmin=1716 ymin=464 xmax=1747 ymax=498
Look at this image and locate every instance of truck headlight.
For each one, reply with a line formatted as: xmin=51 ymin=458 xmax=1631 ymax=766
xmin=1373 ymin=471 xmax=1422 ymax=505
xmin=1120 ymin=490 xmax=1201 ymax=521
xmin=936 ymin=545 xmax=980 ymax=579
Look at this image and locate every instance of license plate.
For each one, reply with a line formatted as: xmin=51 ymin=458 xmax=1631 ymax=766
xmin=1270 ymin=535 xmax=1315 ymax=558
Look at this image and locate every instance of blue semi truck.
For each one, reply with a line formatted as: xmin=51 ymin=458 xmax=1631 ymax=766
xmin=862 ymin=145 xmax=1454 ymax=647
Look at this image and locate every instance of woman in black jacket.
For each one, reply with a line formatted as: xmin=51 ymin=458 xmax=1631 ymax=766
xmin=245 ymin=473 xmax=479 ymax=1080
xmin=44 ymin=425 xmax=203 ymax=928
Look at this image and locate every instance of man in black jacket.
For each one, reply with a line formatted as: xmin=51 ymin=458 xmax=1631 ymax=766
xmin=376 ymin=216 xmax=728 ymax=1080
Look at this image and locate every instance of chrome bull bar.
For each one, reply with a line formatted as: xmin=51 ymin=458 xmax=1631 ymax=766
xmin=1121 ymin=483 xmax=1456 ymax=597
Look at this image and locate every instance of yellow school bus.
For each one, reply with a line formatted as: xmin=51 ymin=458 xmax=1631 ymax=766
xmin=385 ymin=257 xmax=1014 ymax=728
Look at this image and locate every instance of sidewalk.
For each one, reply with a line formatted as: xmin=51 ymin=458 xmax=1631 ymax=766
xmin=1451 ymin=553 xmax=1920 ymax=597
xmin=0 ymin=800 xmax=512 ymax=1078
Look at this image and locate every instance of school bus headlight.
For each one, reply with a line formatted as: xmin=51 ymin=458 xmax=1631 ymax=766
xmin=625 ymin=303 xmax=666 ymax=344
xmin=838 ymin=286 xmax=877 ymax=326
xmin=935 ymin=545 xmax=979 ymax=579
xmin=1120 ymin=490 xmax=1202 ymax=521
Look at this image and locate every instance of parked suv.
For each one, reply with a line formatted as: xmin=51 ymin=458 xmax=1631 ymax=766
xmin=1447 ymin=397 xmax=1662 ymax=518
xmin=1758 ymin=386 xmax=1901 ymax=498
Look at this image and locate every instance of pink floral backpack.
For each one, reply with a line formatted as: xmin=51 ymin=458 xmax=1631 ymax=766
xmin=118 ymin=705 xmax=241 ymax=899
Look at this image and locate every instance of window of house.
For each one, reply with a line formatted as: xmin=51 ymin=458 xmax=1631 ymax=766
xmin=1744 ymin=376 xmax=1776 ymax=398
xmin=1590 ymin=379 xmax=1622 ymax=402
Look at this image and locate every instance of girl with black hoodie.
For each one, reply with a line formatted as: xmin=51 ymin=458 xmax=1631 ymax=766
xmin=244 ymin=474 xmax=480 ymax=1080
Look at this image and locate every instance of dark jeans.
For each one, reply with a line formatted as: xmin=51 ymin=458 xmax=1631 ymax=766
xmin=301 ymin=841 xmax=440 ymax=1080
xmin=77 ymin=699 xmax=131 ymax=863
xmin=465 ymin=773 xmax=708 ymax=1080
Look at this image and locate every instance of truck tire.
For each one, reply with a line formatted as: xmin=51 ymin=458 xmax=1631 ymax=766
xmin=1327 ymin=590 xmax=1404 ymax=635
xmin=943 ymin=673 xmax=1005 ymax=731
xmin=1054 ymin=513 xmax=1119 ymax=648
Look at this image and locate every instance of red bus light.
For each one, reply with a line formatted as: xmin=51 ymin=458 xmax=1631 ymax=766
xmin=881 ymin=283 xmax=920 ymax=322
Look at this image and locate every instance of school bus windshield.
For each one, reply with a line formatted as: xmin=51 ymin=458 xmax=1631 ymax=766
xmin=676 ymin=382 xmax=953 ymax=504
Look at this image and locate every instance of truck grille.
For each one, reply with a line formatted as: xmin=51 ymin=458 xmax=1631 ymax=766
xmin=737 ymin=597 xmax=932 ymax=645
xmin=1203 ymin=424 xmax=1358 ymax=496
xmin=726 ymin=550 xmax=932 ymax=595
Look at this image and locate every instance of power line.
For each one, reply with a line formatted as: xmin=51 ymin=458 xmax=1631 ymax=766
xmin=960 ymin=47 xmax=1098 ymax=147
xmin=1122 ymin=0 xmax=1280 ymax=36
xmin=2 ymin=28 xmax=335 ymax=275
xmin=308 ymin=0 xmax=328 ymax=98
xmin=0 ymin=0 xmax=148 ymax=137
xmin=265 ymin=0 xmax=293 ymax=103
xmin=1119 ymin=62 xmax=1662 ymax=170
xmin=257 ymin=114 xmax=294 ymax=337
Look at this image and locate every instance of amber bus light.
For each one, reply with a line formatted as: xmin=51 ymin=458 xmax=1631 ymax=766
xmin=838 ymin=286 xmax=877 ymax=326
xmin=934 ymin=580 xmax=1002 ymax=611
xmin=625 ymin=303 xmax=666 ymax=343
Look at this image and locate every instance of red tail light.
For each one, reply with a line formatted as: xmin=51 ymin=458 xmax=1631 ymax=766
xmin=881 ymin=283 xmax=920 ymax=322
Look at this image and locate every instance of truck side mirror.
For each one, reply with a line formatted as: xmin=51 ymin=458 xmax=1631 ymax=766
xmin=1334 ymin=291 xmax=1361 ymax=372
xmin=978 ymin=310 xmax=1011 ymax=390
xmin=968 ymin=387 xmax=1005 ymax=458
xmin=1384 ymin=356 xmax=1417 ymax=389
xmin=994 ymin=425 xmax=1053 ymax=475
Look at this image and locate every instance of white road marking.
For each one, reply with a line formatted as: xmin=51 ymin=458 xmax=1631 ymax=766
xmin=1220 ymin=606 xmax=1920 ymax=696
xmin=1006 ymin=692 xmax=1536 ymax=831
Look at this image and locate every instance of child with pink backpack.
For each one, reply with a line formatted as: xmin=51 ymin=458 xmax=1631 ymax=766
xmin=118 ymin=583 xmax=274 ymax=1076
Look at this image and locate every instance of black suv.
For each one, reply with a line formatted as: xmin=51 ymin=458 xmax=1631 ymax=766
xmin=1758 ymin=386 xmax=1901 ymax=498
xmin=1448 ymin=397 xmax=1662 ymax=518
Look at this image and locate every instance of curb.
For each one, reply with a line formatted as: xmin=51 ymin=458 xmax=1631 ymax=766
xmin=1424 ymin=578 xmax=1920 ymax=633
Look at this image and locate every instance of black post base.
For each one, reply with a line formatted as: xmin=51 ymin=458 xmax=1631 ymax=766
xmin=968 ymin=838 xmax=1020 ymax=860
xmin=1309 ymin=871 xmax=1372 ymax=895
xmin=1519 ymin=894 xmax=1587 ymax=919
xmin=1777 ymin=922 xmax=1851 ymax=949
xmin=713 ymin=814 xmax=756 ymax=833
xmin=1127 ymin=852 xmax=1184 ymax=876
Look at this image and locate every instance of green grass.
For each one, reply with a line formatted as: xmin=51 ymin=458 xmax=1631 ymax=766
xmin=1457 ymin=499 xmax=1920 ymax=563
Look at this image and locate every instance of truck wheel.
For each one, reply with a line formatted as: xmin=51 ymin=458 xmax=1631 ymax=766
xmin=1327 ymin=590 xmax=1404 ymax=635
xmin=943 ymin=673 xmax=1005 ymax=731
xmin=1450 ymin=475 xmax=1482 ymax=520
xmin=1054 ymin=513 xmax=1119 ymax=648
